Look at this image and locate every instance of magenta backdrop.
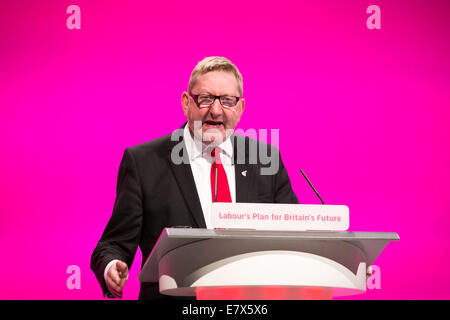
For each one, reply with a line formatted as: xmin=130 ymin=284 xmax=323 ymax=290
xmin=0 ymin=0 xmax=449 ymax=300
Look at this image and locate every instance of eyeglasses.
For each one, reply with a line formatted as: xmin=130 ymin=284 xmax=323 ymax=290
xmin=189 ymin=93 xmax=240 ymax=108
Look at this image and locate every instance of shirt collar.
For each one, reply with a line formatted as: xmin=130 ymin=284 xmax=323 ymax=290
xmin=183 ymin=124 xmax=233 ymax=161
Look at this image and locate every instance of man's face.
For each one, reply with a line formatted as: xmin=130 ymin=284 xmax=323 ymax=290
xmin=182 ymin=71 xmax=245 ymax=145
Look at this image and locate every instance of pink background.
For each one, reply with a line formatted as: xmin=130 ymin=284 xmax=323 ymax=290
xmin=0 ymin=0 xmax=449 ymax=299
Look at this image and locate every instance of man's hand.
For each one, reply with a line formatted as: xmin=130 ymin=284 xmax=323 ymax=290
xmin=366 ymin=265 xmax=373 ymax=282
xmin=106 ymin=260 xmax=129 ymax=298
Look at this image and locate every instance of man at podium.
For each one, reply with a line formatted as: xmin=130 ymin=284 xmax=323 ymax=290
xmin=91 ymin=56 xmax=299 ymax=299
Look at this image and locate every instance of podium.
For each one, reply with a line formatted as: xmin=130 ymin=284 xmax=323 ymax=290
xmin=139 ymin=228 xmax=399 ymax=300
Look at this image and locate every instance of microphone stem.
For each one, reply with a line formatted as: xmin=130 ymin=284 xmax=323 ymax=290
xmin=300 ymin=169 xmax=325 ymax=205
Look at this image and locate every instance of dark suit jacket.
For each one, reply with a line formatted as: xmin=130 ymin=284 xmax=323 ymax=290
xmin=91 ymin=127 xmax=298 ymax=300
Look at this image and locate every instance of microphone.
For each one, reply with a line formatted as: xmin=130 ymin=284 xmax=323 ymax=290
xmin=300 ymin=169 xmax=325 ymax=205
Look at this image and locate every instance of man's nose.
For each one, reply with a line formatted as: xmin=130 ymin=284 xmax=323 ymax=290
xmin=209 ymin=99 xmax=223 ymax=117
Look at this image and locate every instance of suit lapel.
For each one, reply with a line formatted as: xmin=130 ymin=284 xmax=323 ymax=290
xmin=167 ymin=132 xmax=206 ymax=228
xmin=166 ymin=130 xmax=253 ymax=227
xmin=232 ymin=134 xmax=251 ymax=203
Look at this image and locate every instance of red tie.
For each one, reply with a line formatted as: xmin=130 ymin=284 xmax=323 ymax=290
xmin=210 ymin=148 xmax=232 ymax=202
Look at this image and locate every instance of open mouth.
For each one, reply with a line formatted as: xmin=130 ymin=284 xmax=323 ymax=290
xmin=203 ymin=120 xmax=224 ymax=127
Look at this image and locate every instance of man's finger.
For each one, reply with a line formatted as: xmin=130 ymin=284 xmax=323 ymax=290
xmin=118 ymin=269 xmax=129 ymax=279
xmin=108 ymin=268 xmax=122 ymax=286
xmin=116 ymin=261 xmax=129 ymax=281
xmin=107 ymin=283 xmax=123 ymax=298
xmin=108 ymin=284 xmax=121 ymax=295
xmin=107 ymin=276 xmax=123 ymax=292
xmin=109 ymin=287 xmax=123 ymax=299
xmin=116 ymin=261 xmax=128 ymax=273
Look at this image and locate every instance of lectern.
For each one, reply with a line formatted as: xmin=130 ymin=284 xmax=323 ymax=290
xmin=139 ymin=228 xmax=399 ymax=300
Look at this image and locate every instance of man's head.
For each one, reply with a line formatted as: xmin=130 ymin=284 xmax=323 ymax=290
xmin=182 ymin=56 xmax=245 ymax=145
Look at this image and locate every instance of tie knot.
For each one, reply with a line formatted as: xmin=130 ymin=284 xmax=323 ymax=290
xmin=211 ymin=147 xmax=221 ymax=164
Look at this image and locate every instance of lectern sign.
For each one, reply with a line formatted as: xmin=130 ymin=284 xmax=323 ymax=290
xmin=210 ymin=203 xmax=349 ymax=231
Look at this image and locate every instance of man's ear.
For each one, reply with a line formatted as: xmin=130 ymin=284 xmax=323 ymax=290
xmin=239 ymin=98 xmax=245 ymax=116
xmin=181 ymin=92 xmax=189 ymax=117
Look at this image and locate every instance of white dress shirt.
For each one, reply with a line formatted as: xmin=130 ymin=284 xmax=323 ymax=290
xmin=183 ymin=124 xmax=236 ymax=228
xmin=105 ymin=126 xmax=236 ymax=282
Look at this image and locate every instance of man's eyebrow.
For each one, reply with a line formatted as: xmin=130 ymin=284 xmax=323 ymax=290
xmin=194 ymin=87 xmax=238 ymax=96
xmin=198 ymin=92 xmax=237 ymax=96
